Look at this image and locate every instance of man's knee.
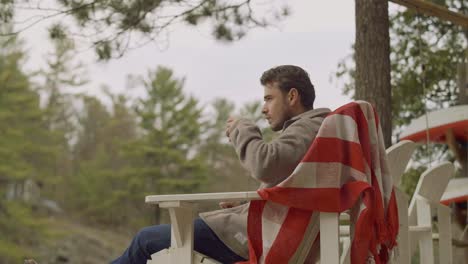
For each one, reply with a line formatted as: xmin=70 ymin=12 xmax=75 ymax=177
xmin=134 ymin=224 xmax=171 ymax=253
xmin=135 ymin=226 xmax=154 ymax=242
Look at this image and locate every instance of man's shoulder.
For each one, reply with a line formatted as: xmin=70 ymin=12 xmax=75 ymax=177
xmin=283 ymin=108 xmax=331 ymax=131
xmin=299 ymin=108 xmax=331 ymax=120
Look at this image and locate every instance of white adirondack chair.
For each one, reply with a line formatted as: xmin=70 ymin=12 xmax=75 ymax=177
xmin=387 ymin=140 xmax=416 ymax=264
xmin=145 ymin=192 xmax=340 ymax=263
xmin=339 ymin=142 xmax=455 ymax=264
xmin=440 ymin=178 xmax=468 ymax=250
xmin=406 ymin=162 xmax=455 ymax=264
xmin=441 ymin=177 xmax=468 ymax=205
xmin=386 ymin=140 xmax=417 ymax=187
xmin=370 ymin=141 xmax=454 ymax=264
xmin=340 ymin=140 xmax=417 ymax=264
xmin=144 ymin=140 xmax=417 ymax=264
xmin=144 ymin=141 xmax=455 ymax=264
xmin=346 ymin=148 xmax=454 ymax=264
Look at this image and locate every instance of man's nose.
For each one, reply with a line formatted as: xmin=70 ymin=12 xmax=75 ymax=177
xmin=262 ymin=105 xmax=268 ymax=114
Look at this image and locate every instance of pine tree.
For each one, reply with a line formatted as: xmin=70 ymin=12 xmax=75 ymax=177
xmin=69 ymin=94 xmax=140 ymax=227
xmin=0 ymin=34 xmax=51 ymax=263
xmin=129 ymin=66 xmax=209 ymax=223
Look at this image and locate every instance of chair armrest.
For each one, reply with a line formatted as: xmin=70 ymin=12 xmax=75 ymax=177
xmin=146 ymin=191 xmax=341 ymax=264
xmin=145 ymin=191 xmax=262 ymax=205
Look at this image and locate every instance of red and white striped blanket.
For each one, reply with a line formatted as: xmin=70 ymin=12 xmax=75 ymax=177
xmin=239 ymin=101 xmax=399 ymax=264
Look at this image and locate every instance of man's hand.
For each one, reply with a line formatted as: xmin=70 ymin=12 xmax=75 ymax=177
xmin=219 ymin=201 xmax=242 ymax=209
xmin=225 ymin=117 xmax=238 ymax=139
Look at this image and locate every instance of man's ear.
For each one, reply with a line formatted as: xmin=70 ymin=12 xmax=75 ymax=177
xmin=288 ymin=88 xmax=299 ymax=106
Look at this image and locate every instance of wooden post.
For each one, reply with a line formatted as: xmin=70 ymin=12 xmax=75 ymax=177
xmin=339 ymin=237 xmax=351 ymax=264
xmin=438 ymin=204 xmax=453 ymax=264
xmin=458 ymin=61 xmax=468 ymax=105
xmin=416 ymin=197 xmax=434 ymax=264
xmin=320 ymin=212 xmax=340 ymax=264
xmin=396 ymin=188 xmax=410 ymax=264
xmin=161 ymin=201 xmax=195 ymax=264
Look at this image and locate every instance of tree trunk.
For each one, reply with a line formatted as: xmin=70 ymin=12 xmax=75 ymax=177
xmin=355 ymin=0 xmax=392 ymax=147
xmin=457 ymin=60 xmax=468 ymax=105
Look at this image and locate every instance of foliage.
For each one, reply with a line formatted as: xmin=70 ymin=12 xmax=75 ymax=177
xmin=387 ymin=1 xmax=467 ymax=194
xmin=0 ymin=34 xmax=51 ymax=263
xmin=5 ymin=0 xmax=289 ymax=60
xmin=130 ymin=66 xmax=209 ymax=195
xmin=64 ymin=66 xmax=216 ymax=227
xmin=38 ymin=32 xmax=87 ymax=202
xmin=335 ymin=0 xmax=467 ymax=194
xmin=200 ymin=98 xmax=253 ymax=192
xmin=336 ymin=0 xmax=467 ymax=130
xmin=0 ymin=201 xmax=46 ymax=263
xmin=0 ymin=30 xmax=277 ymax=256
xmin=67 ymin=94 xmax=140 ymax=227
xmin=400 ymin=166 xmax=426 ymax=198
xmin=388 ymin=0 xmax=466 ymax=128
xmin=0 ymin=34 xmax=63 ymax=188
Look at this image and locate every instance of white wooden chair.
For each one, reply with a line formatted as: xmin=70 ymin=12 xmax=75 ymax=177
xmin=386 ymin=140 xmax=417 ymax=187
xmin=440 ymin=177 xmax=468 ymax=251
xmin=339 ymin=142 xmax=455 ymax=264
xmin=145 ymin=140 xmax=423 ymax=264
xmin=371 ymin=141 xmax=454 ymax=264
xmin=144 ymin=144 xmax=455 ymax=264
xmin=386 ymin=147 xmax=455 ymax=264
xmin=386 ymin=140 xmax=416 ymax=264
xmin=145 ymin=192 xmax=340 ymax=263
xmin=441 ymin=177 xmax=468 ymax=205
xmin=339 ymin=140 xmax=417 ymax=264
xmin=355 ymin=161 xmax=453 ymax=264
xmin=406 ymin=162 xmax=455 ymax=264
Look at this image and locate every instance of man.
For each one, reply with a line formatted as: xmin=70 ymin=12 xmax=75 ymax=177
xmin=111 ymin=65 xmax=330 ymax=263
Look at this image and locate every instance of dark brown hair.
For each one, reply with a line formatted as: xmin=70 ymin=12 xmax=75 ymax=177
xmin=260 ymin=65 xmax=315 ymax=109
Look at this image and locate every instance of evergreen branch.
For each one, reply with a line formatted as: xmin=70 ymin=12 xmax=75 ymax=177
xmin=1 ymin=0 xmax=102 ymax=36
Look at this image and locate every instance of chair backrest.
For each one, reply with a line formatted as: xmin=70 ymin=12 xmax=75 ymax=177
xmin=408 ymin=162 xmax=455 ymax=225
xmin=441 ymin=177 xmax=468 ymax=204
xmin=386 ymin=140 xmax=416 ymax=187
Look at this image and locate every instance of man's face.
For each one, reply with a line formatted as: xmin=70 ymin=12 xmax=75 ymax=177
xmin=262 ymin=83 xmax=292 ymax=131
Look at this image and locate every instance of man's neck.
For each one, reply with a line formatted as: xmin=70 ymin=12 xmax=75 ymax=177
xmin=290 ymin=105 xmax=312 ymax=118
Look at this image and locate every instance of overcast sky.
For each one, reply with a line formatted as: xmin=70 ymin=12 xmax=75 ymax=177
xmin=19 ymin=1 xmax=400 ymax=111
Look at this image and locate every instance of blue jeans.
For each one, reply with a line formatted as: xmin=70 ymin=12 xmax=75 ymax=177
xmin=111 ymin=218 xmax=246 ymax=264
